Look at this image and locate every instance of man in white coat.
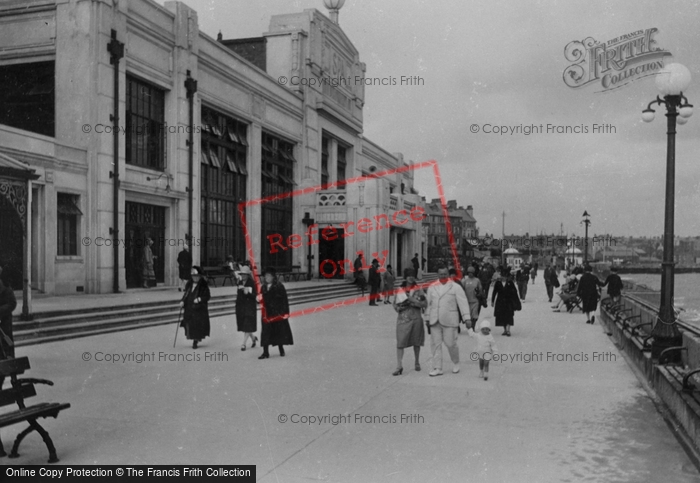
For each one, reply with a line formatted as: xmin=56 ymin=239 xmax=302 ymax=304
xmin=426 ymin=265 xmax=471 ymax=376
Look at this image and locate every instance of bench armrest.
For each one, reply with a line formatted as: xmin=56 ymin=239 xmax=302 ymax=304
xmin=15 ymin=377 xmax=54 ymax=386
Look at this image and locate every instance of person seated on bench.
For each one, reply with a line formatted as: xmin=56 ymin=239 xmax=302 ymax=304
xmin=552 ymin=276 xmax=578 ymax=312
xmin=222 ymin=255 xmax=239 ymax=285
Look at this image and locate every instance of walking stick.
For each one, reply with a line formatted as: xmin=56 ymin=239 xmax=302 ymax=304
xmin=173 ymin=306 xmax=183 ymax=348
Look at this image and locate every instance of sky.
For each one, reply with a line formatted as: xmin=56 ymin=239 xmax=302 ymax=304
xmin=155 ymin=0 xmax=700 ymax=238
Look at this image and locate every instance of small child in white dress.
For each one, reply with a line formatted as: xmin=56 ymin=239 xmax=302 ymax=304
xmin=468 ymin=319 xmax=498 ymax=380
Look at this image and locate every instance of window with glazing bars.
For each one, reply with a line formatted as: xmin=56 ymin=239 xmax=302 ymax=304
xmin=261 ymin=132 xmax=296 ymax=270
xmin=200 ymin=106 xmax=248 ymax=265
xmin=125 ymin=75 xmax=166 ymax=170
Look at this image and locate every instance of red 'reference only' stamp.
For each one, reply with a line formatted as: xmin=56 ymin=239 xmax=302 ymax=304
xmin=238 ymin=160 xmax=460 ymax=320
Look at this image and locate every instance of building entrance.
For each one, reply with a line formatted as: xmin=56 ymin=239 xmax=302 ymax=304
xmin=0 ymin=195 xmax=23 ymax=289
xmin=318 ymin=228 xmax=345 ymax=279
xmin=125 ymin=201 xmax=166 ymax=288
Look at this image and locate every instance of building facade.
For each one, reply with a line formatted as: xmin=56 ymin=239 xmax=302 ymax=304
xmin=0 ymin=0 xmax=423 ymax=312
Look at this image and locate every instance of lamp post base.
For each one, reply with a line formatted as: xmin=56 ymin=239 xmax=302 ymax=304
xmin=651 ymin=335 xmax=683 ymax=360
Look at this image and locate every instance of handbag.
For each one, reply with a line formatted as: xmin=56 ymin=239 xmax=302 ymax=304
xmin=552 ymin=276 xmax=560 ymax=288
xmin=512 ymin=297 xmax=522 ymax=312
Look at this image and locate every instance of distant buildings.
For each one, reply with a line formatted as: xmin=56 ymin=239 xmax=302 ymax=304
xmin=423 ymin=199 xmax=478 ymax=271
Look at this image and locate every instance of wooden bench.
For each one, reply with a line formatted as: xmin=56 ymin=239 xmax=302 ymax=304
xmin=0 ymin=357 xmax=70 ymax=463
xmin=202 ymin=266 xmax=236 ymax=287
xmin=278 ymin=266 xmax=304 ymax=282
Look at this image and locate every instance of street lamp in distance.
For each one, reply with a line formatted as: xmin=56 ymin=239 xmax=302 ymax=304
xmin=581 ymin=211 xmax=590 ymax=266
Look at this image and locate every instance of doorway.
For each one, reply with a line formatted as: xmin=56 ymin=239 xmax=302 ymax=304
xmin=318 ymin=228 xmax=345 ymax=279
xmin=125 ymin=201 xmax=165 ymax=288
xmin=0 ymin=195 xmax=23 ymax=290
xmin=396 ymin=232 xmax=403 ymax=277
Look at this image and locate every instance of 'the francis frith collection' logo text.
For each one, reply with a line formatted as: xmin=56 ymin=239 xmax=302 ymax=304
xmin=563 ymin=28 xmax=671 ymax=92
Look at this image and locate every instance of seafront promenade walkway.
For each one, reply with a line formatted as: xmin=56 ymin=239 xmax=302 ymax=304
xmin=3 ymin=279 xmax=700 ymax=482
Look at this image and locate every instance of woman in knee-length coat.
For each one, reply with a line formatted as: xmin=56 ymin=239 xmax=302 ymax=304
xmin=491 ymin=269 xmax=521 ymax=337
xmin=258 ymin=267 xmax=293 ymax=359
xmin=180 ymin=266 xmax=211 ymax=348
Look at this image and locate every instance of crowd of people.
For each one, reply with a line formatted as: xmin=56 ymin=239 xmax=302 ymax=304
xmin=385 ymin=258 xmax=624 ymax=381
xmin=156 ymin=245 xmax=625 ymax=379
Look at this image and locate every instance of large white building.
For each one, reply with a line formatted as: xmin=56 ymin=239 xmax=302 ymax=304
xmin=0 ymin=0 xmax=425 ymax=317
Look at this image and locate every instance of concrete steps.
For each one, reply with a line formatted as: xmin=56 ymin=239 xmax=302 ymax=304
xmin=14 ymin=275 xmax=437 ymax=347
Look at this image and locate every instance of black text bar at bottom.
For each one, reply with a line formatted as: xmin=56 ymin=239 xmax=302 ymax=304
xmin=4 ymin=466 xmax=255 ymax=481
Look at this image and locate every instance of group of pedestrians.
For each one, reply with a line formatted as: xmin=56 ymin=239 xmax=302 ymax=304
xmin=549 ymin=263 xmax=623 ymax=325
xmin=176 ymin=258 xmax=293 ymax=360
xmin=390 ymin=263 xmax=520 ymax=380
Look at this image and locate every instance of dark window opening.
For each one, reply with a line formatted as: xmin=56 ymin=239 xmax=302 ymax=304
xmin=57 ymin=193 xmax=81 ymax=256
xmin=0 ymin=61 xmax=55 ymax=137
xmin=321 ymin=137 xmax=329 ymax=186
xmin=337 ymin=145 xmax=347 ymax=186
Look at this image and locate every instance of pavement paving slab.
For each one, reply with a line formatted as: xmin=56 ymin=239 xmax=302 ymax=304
xmin=3 ymin=282 xmax=700 ymax=482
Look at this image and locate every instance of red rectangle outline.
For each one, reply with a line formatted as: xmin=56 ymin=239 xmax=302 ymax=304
xmin=238 ymin=160 xmax=461 ymax=321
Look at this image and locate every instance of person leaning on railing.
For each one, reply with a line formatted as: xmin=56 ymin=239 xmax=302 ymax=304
xmin=599 ymin=266 xmax=623 ymax=306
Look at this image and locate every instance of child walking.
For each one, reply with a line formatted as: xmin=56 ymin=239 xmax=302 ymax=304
xmin=468 ymin=319 xmax=498 ymax=381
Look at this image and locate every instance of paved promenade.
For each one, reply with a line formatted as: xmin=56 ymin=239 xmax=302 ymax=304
xmin=4 ymin=280 xmax=700 ymax=482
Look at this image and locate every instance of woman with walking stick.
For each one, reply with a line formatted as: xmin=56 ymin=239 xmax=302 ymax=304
xmin=179 ymin=266 xmax=211 ymax=348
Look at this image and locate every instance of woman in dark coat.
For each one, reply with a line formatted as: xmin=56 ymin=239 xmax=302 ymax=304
xmin=577 ymin=265 xmax=603 ymax=324
xmin=236 ymin=265 xmax=258 ymax=351
xmin=491 ymin=269 xmax=521 ymax=336
xmin=258 ymin=267 xmax=293 ymax=359
xmin=180 ymin=266 xmax=211 ymax=348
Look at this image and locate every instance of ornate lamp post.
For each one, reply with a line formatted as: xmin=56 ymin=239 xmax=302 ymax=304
xmin=323 ymin=0 xmax=346 ymax=23
xmin=641 ymin=63 xmax=694 ymax=358
xmin=581 ymin=211 xmax=590 ymax=266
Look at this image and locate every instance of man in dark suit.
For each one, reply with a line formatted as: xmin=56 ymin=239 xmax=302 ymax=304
xmin=412 ymin=254 xmax=420 ymax=274
xmin=177 ymin=245 xmax=192 ymax=292
xmin=353 ymin=254 xmax=363 ymax=285
xmin=368 ymin=259 xmax=382 ymax=306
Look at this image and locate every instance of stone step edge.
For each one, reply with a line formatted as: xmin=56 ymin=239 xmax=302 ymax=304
xmin=19 ymin=286 xmax=363 ymax=325
xmin=14 ymin=290 xmax=372 ymax=345
xmin=16 ymin=289 xmax=364 ymax=331
xmin=22 ymin=284 xmax=364 ymax=320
